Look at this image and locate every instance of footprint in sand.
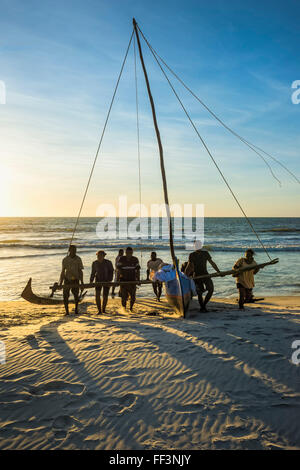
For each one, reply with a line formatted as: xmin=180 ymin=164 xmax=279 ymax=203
xmin=102 ymin=393 xmax=140 ymax=417
xmin=52 ymin=415 xmax=82 ymax=439
xmin=53 ymin=430 xmax=67 ymax=440
xmin=29 ymin=380 xmax=85 ymax=397
xmin=23 ymin=334 xmax=40 ymax=349
xmin=119 ymin=393 xmax=137 ymax=406
xmin=52 ymin=414 xmax=81 ymax=429
xmin=224 ymin=424 xmax=256 ymax=439
xmin=0 ymin=369 xmax=41 ymax=405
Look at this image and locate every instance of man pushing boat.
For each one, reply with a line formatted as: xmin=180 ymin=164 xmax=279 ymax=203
xmin=117 ymin=246 xmax=140 ymax=312
xmin=59 ymin=245 xmax=84 ymax=315
xmin=147 ymin=251 xmax=163 ymax=301
xmin=90 ymin=250 xmax=114 ymax=314
xmin=185 ymin=241 xmax=221 ymax=312
xmin=233 ymin=249 xmax=260 ymax=309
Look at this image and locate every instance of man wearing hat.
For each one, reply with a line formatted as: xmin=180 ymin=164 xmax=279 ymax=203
xmin=90 ymin=250 xmax=114 ymax=314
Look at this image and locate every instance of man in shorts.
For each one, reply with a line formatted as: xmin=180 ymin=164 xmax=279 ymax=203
xmin=185 ymin=245 xmax=221 ymax=312
xmin=90 ymin=250 xmax=114 ymax=314
xmin=233 ymin=249 xmax=260 ymax=310
xmin=59 ymin=245 xmax=84 ymax=315
xmin=146 ymin=251 xmax=163 ymax=301
xmin=117 ymin=247 xmax=140 ymax=312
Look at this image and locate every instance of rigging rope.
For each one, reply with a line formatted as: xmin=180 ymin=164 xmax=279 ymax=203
xmin=138 ymin=26 xmax=300 ymax=186
xmin=69 ymin=31 xmax=134 ymax=247
xmin=138 ymin=26 xmax=272 ymax=260
xmin=133 ymin=34 xmax=143 ymax=267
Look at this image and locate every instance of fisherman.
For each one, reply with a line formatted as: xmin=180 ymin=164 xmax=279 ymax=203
xmin=90 ymin=250 xmax=114 ymax=314
xmin=111 ymin=248 xmax=124 ymax=298
xmin=233 ymin=249 xmax=260 ymax=310
xmin=117 ymin=246 xmax=140 ymax=312
xmin=59 ymin=245 xmax=84 ymax=316
xmin=146 ymin=251 xmax=163 ymax=301
xmin=185 ymin=241 xmax=221 ymax=312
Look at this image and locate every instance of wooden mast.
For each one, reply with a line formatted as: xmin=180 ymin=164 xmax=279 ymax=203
xmin=133 ymin=18 xmax=175 ymax=261
xmin=133 ymin=18 xmax=186 ymax=315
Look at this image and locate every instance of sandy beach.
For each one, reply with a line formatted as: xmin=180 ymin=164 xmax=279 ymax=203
xmin=0 ymin=296 xmax=299 ymax=450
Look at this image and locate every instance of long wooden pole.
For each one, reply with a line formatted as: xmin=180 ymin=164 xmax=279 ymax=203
xmin=132 ymin=19 xmax=186 ymax=316
xmin=132 ymin=18 xmax=176 ymax=261
xmin=48 ymin=257 xmax=279 ymax=292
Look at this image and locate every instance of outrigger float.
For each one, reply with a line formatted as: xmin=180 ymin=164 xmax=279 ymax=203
xmin=21 ymin=18 xmax=290 ymax=317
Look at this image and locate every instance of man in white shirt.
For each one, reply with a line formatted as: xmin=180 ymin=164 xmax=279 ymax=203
xmin=147 ymin=251 xmax=163 ymax=301
xmin=59 ymin=245 xmax=84 ymax=315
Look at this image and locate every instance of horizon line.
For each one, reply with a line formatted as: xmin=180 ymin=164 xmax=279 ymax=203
xmin=0 ymin=216 xmax=299 ymax=219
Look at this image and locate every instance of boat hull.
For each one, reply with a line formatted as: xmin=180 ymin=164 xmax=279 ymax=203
xmin=21 ymin=278 xmax=86 ymax=305
xmin=164 ymin=277 xmax=193 ymax=317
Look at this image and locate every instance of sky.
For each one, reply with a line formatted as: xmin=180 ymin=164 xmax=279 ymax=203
xmin=0 ymin=0 xmax=299 ymax=217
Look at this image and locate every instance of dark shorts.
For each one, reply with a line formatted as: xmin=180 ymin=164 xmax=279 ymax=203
xmin=63 ymin=278 xmax=79 ymax=296
xmin=120 ymin=284 xmax=136 ymax=298
xmin=95 ymin=286 xmax=110 ymax=296
xmin=237 ymin=284 xmax=253 ymax=302
xmin=195 ymin=277 xmax=214 ymax=294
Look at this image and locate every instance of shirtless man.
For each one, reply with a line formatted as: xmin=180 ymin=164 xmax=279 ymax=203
xmin=185 ymin=246 xmax=220 ymax=312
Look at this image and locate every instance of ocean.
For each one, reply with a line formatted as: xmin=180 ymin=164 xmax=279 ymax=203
xmin=0 ymin=217 xmax=299 ymax=301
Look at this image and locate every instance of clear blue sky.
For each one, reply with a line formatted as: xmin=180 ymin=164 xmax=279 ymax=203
xmin=0 ymin=0 xmax=299 ymax=216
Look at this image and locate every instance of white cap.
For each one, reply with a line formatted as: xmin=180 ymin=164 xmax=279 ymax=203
xmin=194 ymin=240 xmax=203 ymax=250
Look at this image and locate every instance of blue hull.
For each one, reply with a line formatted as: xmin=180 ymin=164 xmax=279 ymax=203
xmin=164 ymin=276 xmax=193 ymax=316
